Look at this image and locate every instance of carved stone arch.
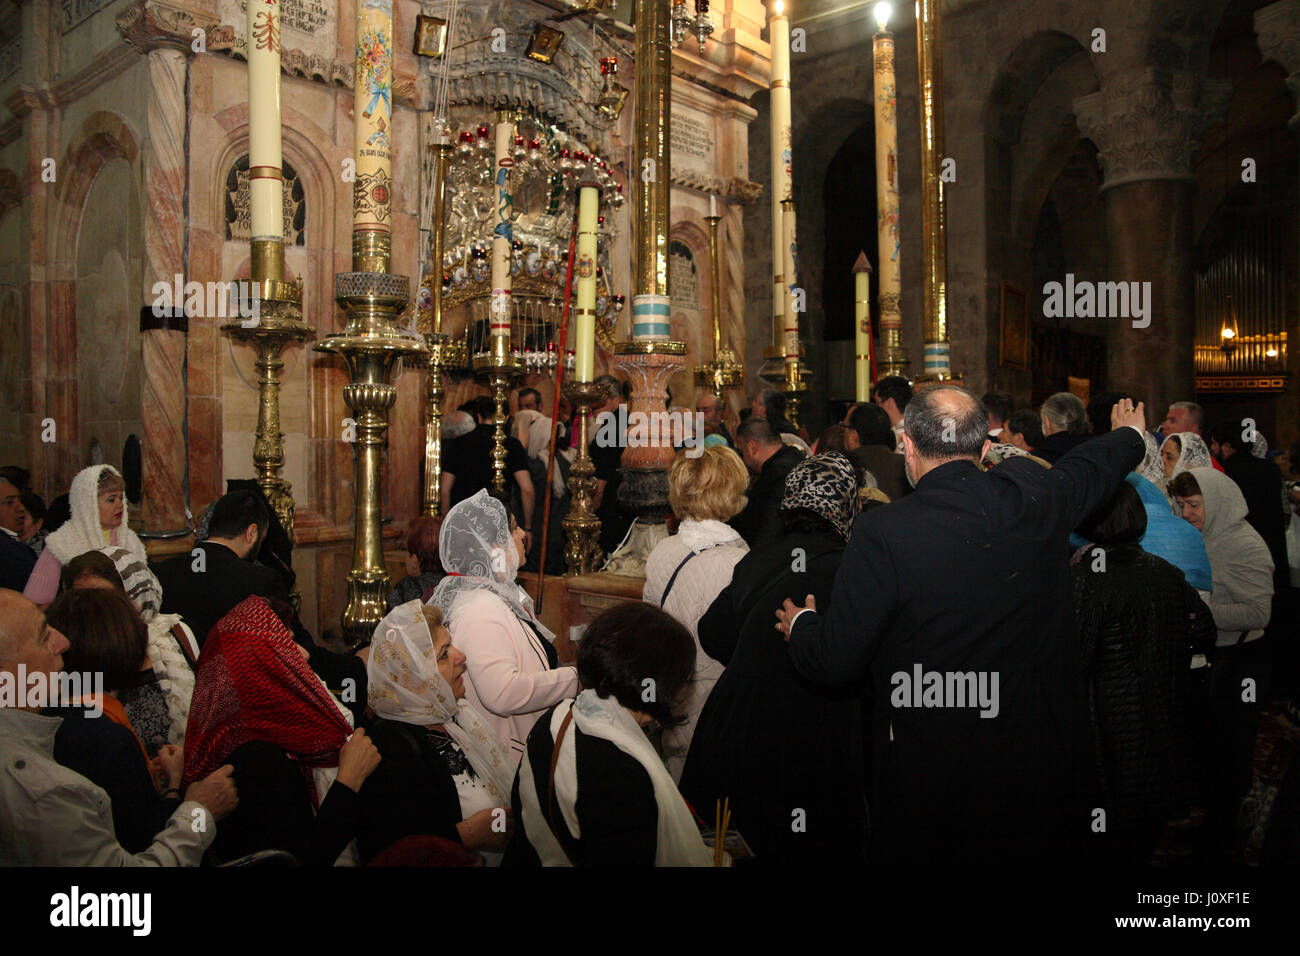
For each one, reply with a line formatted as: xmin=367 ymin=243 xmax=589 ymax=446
xmin=51 ymin=111 xmax=141 ymax=279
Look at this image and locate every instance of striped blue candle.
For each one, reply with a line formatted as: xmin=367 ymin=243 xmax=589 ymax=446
xmin=631 ymin=294 xmax=672 ymax=342
xmin=923 ymin=341 xmax=950 ymax=376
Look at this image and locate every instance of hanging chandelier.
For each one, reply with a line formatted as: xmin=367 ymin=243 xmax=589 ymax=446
xmin=417 ymin=113 xmax=627 ymax=372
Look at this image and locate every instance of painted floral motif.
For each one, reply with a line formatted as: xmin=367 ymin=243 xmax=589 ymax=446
xmin=878 ymin=82 xmax=896 ymax=123
xmin=358 ymin=26 xmax=392 ymax=120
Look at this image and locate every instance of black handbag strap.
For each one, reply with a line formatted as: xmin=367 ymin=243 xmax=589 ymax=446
xmin=659 ymin=543 xmax=724 ymax=608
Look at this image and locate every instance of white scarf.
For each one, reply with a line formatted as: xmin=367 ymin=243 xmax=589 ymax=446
xmin=366 ymin=600 xmax=516 ymax=803
xmin=430 ymin=490 xmax=557 ymax=643
xmin=517 ymin=690 xmax=715 ymax=867
xmin=45 ymin=466 xmax=148 ymax=567
xmin=99 ymin=546 xmax=197 ymax=746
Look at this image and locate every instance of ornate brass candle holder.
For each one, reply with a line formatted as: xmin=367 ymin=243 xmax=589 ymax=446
xmin=693 ymin=212 xmax=745 ymax=400
xmin=222 ymin=240 xmax=311 ymax=538
xmin=316 ymin=267 xmax=428 ymax=647
xmin=420 ymin=332 xmax=469 ymax=516
xmin=562 ymin=379 xmax=606 ymax=575
xmin=472 ymin=338 xmax=522 ymax=494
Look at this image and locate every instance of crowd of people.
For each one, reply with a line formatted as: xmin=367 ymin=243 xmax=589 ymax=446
xmin=1 ymin=379 xmax=1297 ymax=867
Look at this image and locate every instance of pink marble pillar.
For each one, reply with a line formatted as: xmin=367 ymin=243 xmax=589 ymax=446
xmin=119 ymin=8 xmax=198 ymax=532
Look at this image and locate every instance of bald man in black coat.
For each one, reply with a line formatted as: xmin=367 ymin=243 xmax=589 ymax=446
xmin=777 ymin=388 xmax=1148 ymax=866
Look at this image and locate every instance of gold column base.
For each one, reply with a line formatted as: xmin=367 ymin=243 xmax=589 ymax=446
xmin=315 ymin=270 xmax=428 ymax=647
xmin=562 ymin=380 xmax=606 ymax=576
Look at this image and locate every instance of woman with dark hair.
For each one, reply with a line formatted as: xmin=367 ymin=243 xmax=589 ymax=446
xmin=385 ymin=516 xmax=445 ymax=611
xmin=183 ymin=596 xmax=382 ymax=866
xmin=1070 ymin=482 xmax=1216 ymax=865
xmin=61 ymin=548 xmax=199 ymax=753
xmin=680 ymin=453 xmax=868 ymax=866
xmin=506 ymin=601 xmax=714 ymax=866
xmin=44 ymin=588 xmax=185 ymax=852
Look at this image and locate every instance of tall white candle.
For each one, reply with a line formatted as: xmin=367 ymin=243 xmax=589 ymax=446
xmin=490 ymin=113 xmax=516 ymax=341
xmin=574 ymin=178 xmax=600 ymax=383
xmin=248 ymin=0 xmax=283 ymax=243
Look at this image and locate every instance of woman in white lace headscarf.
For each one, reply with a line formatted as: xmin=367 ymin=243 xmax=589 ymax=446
xmin=1161 ymin=432 xmax=1214 ymax=482
xmin=430 ymin=490 xmax=577 ymax=764
xmin=23 ymin=465 xmax=147 ymax=606
xmin=361 ymin=600 xmax=516 ymax=864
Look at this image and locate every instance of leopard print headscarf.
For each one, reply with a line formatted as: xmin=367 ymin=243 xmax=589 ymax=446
xmin=779 ymin=452 xmax=861 ymax=540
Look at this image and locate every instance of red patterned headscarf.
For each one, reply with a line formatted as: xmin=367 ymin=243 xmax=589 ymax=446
xmin=183 ymin=596 xmax=352 ymax=789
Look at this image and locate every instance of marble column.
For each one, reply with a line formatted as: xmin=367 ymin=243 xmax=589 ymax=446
xmin=1256 ymin=0 xmax=1300 ymax=446
xmin=1074 ymin=69 xmax=1229 ymax=415
xmin=119 ymin=4 xmax=200 ymax=534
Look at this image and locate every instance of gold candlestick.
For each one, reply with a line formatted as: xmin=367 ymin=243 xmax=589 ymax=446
xmin=224 ymin=0 xmax=309 ymax=537
xmin=562 ymin=379 xmax=606 ymax=575
xmin=694 ymin=212 xmax=744 ymax=399
xmin=421 ymin=130 xmax=456 ymax=517
xmin=315 ymin=0 xmax=427 ymax=647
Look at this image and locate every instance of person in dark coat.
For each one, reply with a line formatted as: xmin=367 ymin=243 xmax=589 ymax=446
xmin=730 ymin=416 xmax=805 ymax=549
xmin=155 ymin=491 xmax=366 ymax=715
xmin=777 ymin=388 xmax=1150 ymax=866
xmin=845 ymin=401 xmax=911 ymax=501
xmin=681 ymin=453 xmax=867 ymax=867
xmin=1035 ymin=391 xmax=1093 ymax=463
xmin=1070 ymin=482 xmax=1217 ymax=865
xmin=0 ymin=478 xmax=35 ymax=591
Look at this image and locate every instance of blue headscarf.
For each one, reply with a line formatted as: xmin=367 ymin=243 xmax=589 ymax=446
xmin=1070 ymin=474 xmax=1212 ymax=591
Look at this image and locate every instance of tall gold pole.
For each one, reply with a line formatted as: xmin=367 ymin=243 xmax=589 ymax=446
xmin=916 ymin=0 xmax=951 ymax=379
xmin=224 ymin=0 xmax=309 ymax=538
xmin=633 ymin=0 xmax=671 ymax=306
xmin=422 ymin=127 xmax=453 ymax=517
xmin=873 ymin=7 xmax=909 ymax=379
xmin=316 ymin=0 xmax=427 ymax=646
xmin=768 ymin=1 xmax=792 ymax=354
xmin=608 ymin=0 xmax=687 ymax=575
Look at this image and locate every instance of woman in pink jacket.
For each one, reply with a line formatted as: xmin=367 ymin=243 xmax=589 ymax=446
xmin=430 ymin=491 xmax=577 ymax=765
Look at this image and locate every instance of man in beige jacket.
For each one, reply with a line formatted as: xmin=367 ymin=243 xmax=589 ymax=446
xmin=0 ymin=589 xmax=238 ymax=865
